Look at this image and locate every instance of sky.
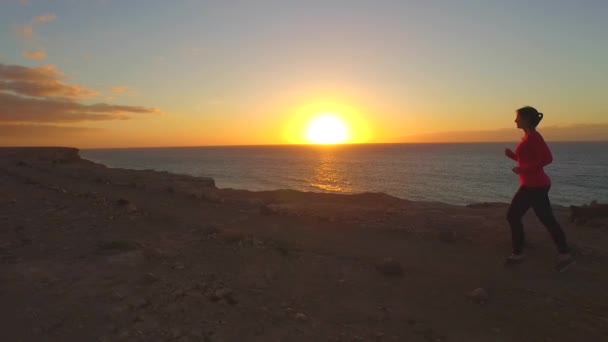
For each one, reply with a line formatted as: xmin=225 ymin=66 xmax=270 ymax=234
xmin=1 ymin=0 xmax=607 ymax=148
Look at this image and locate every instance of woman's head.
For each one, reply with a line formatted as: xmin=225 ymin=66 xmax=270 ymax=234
xmin=515 ymin=106 xmax=544 ymax=130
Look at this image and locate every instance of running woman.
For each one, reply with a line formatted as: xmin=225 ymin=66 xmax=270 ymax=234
xmin=504 ymin=106 xmax=574 ymax=272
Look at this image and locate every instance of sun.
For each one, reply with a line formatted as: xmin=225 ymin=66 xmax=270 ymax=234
xmin=284 ymin=101 xmax=370 ymax=144
xmin=306 ymin=114 xmax=349 ymax=144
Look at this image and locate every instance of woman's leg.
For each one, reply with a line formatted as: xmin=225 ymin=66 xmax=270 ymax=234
xmin=531 ymin=187 xmax=570 ymax=254
xmin=507 ymin=187 xmax=532 ymax=255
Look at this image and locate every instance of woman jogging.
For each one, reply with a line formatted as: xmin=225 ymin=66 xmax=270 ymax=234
xmin=504 ymin=106 xmax=574 ymax=272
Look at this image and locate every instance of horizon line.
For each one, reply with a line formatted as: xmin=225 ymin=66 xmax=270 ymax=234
xmin=70 ymin=139 xmax=608 ymax=150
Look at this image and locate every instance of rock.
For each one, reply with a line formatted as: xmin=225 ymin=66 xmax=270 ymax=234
xmin=171 ymin=262 xmax=185 ymax=270
xmin=209 ymin=288 xmax=238 ymax=305
xmin=172 ymin=289 xmax=187 ymax=299
xmin=140 ymin=273 xmax=159 ymax=284
xmin=116 ymin=198 xmax=130 ymax=206
xmin=375 ymin=257 xmax=404 ymax=276
xmin=129 ymin=298 xmax=150 ymax=310
xmin=115 ymin=198 xmax=137 ymax=212
xmin=126 ymin=203 xmax=138 ymax=213
xmin=201 ymin=189 xmax=222 ymax=203
xmin=224 ymin=292 xmax=238 ymax=305
xmin=294 ymin=313 xmax=308 ymax=322
xmin=201 ymin=224 xmax=220 ymax=236
xmin=570 ymin=202 xmax=608 ymax=222
xmin=467 ymin=288 xmax=489 ymax=304
xmin=438 ymin=228 xmax=456 ymax=242
xmin=259 ymin=204 xmax=278 ymax=216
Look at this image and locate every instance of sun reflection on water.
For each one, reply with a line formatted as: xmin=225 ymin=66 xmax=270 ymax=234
xmin=309 ymin=149 xmax=350 ymax=192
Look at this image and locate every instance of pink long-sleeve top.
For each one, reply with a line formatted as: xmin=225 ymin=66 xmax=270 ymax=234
xmin=512 ymin=131 xmax=553 ymax=187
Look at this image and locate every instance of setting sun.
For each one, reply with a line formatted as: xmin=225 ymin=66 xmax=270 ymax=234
xmin=306 ymin=114 xmax=349 ymax=144
xmin=284 ymin=102 xmax=371 ymax=145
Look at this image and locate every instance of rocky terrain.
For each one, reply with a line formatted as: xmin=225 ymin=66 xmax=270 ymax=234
xmin=1 ymin=147 xmax=607 ymax=341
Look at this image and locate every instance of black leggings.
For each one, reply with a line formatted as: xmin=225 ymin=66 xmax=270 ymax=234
xmin=507 ymin=186 xmax=570 ymax=255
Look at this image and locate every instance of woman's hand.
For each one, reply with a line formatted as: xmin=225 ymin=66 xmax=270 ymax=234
xmin=512 ymin=166 xmax=521 ymax=174
xmin=505 ymin=148 xmax=517 ymax=160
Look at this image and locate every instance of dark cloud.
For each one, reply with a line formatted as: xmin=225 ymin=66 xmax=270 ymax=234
xmin=0 ymin=63 xmax=160 ymax=124
xmin=0 ymin=64 xmax=59 ymax=83
xmin=0 ymin=92 xmax=158 ymax=123
xmin=0 ymin=80 xmax=97 ymax=99
xmin=0 ymin=64 xmax=97 ymax=99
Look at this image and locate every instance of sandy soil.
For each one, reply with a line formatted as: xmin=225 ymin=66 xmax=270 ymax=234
xmin=1 ymin=147 xmax=607 ymax=341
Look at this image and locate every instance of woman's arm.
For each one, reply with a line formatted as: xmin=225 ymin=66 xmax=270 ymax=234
xmin=505 ymin=148 xmax=518 ymax=161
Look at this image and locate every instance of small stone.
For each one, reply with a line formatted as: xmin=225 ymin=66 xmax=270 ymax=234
xmin=140 ymin=273 xmax=159 ymax=284
xmin=202 ymin=224 xmax=220 ymax=236
xmin=438 ymin=228 xmax=456 ymax=242
xmin=224 ymin=293 xmax=238 ymax=305
xmin=374 ymin=332 xmax=385 ymax=340
xmin=172 ymin=263 xmax=185 ymax=270
xmin=129 ymin=298 xmax=150 ymax=310
xmin=259 ymin=204 xmax=277 ymax=216
xmin=579 ymin=247 xmax=593 ymax=256
xmin=209 ymin=287 xmax=236 ymax=304
xmin=294 ymin=313 xmax=308 ymax=321
xmin=201 ymin=190 xmax=222 ymax=203
xmin=126 ymin=203 xmax=138 ymax=213
xmin=375 ymin=257 xmax=404 ymax=276
xmin=116 ymin=198 xmax=130 ymax=206
xmin=467 ymin=288 xmax=489 ymax=304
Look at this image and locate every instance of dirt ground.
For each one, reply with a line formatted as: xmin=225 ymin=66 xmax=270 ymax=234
xmin=1 ymin=147 xmax=607 ymax=341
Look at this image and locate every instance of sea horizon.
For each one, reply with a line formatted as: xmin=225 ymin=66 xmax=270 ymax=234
xmin=81 ymin=141 xmax=608 ymax=206
xmin=76 ymin=140 xmax=608 ymax=150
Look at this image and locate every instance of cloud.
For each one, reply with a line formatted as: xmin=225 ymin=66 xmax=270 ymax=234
xmin=110 ymin=86 xmax=128 ymax=93
xmin=22 ymin=50 xmax=47 ymax=60
xmin=0 ymin=63 xmax=160 ymax=124
xmin=0 ymin=80 xmax=97 ymax=99
xmin=33 ymin=14 xmax=57 ymax=23
xmin=0 ymin=64 xmax=97 ymax=99
xmin=18 ymin=13 xmax=57 ymax=39
xmin=19 ymin=0 xmax=30 ymax=6
xmin=0 ymin=64 xmax=58 ymax=83
xmin=0 ymin=92 xmax=158 ymax=123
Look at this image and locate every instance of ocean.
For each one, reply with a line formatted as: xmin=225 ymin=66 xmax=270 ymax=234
xmin=81 ymin=142 xmax=608 ymax=206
